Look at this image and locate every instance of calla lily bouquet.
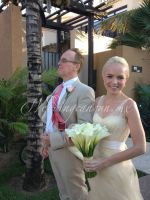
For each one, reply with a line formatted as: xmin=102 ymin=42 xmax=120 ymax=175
xmin=65 ymin=123 xmax=110 ymax=179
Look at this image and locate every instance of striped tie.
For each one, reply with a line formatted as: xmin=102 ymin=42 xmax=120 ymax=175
xmin=52 ymin=84 xmax=66 ymax=131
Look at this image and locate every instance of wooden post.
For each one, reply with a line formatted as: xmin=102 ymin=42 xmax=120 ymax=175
xmin=88 ymin=0 xmax=95 ymax=89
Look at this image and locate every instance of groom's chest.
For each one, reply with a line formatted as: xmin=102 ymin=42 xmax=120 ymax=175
xmin=58 ymin=89 xmax=78 ymax=112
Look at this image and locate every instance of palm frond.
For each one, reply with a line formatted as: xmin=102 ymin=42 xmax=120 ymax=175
xmin=9 ymin=67 xmax=27 ymax=83
xmin=42 ymin=68 xmax=57 ymax=85
xmin=108 ymin=39 xmax=121 ymax=49
xmin=0 ymin=87 xmax=13 ymax=100
xmin=109 ymin=32 xmax=145 ymax=49
xmin=129 ymin=6 xmax=150 ymax=34
xmin=9 ymin=122 xmax=28 ymax=135
xmin=101 ymin=0 xmax=150 ymax=50
xmin=99 ymin=10 xmax=134 ymax=34
xmin=121 ymin=33 xmax=144 ymax=47
xmin=8 ymin=67 xmax=27 ymax=92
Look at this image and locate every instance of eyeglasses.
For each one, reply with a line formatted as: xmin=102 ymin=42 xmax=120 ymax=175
xmin=58 ymin=58 xmax=79 ymax=64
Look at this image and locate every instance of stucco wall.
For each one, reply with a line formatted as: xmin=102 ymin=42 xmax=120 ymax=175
xmin=0 ymin=4 xmax=22 ymax=79
xmin=108 ymin=0 xmax=143 ymax=11
xmin=70 ymin=30 xmax=114 ymax=85
xmin=94 ymin=46 xmax=150 ymax=99
xmin=21 ymin=19 xmax=27 ymax=68
xmin=42 ymin=28 xmax=57 ymax=46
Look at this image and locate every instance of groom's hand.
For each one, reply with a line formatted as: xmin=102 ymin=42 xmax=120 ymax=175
xmin=41 ymin=133 xmax=51 ymax=147
xmin=40 ymin=146 xmax=49 ymax=158
xmin=40 ymin=133 xmax=51 ymax=158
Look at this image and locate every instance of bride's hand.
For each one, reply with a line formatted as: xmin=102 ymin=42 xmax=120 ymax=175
xmin=83 ymin=158 xmax=106 ymax=171
xmin=64 ymin=133 xmax=74 ymax=146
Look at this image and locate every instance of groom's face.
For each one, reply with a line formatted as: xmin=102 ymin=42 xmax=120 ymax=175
xmin=57 ymin=50 xmax=80 ymax=81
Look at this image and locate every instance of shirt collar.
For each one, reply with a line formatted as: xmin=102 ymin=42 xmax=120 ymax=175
xmin=63 ymin=77 xmax=78 ymax=87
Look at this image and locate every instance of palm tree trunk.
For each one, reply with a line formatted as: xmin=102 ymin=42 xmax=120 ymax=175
xmin=23 ymin=0 xmax=46 ymax=191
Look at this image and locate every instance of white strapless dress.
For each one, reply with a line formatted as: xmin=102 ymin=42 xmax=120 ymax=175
xmin=88 ymin=98 xmax=143 ymax=200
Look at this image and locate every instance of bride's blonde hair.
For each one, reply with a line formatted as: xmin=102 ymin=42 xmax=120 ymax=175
xmin=102 ymin=56 xmax=130 ymax=78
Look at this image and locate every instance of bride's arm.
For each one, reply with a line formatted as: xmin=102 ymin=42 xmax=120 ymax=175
xmin=126 ymin=100 xmax=146 ymax=154
xmin=84 ymin=99 xmax=146 ymax=171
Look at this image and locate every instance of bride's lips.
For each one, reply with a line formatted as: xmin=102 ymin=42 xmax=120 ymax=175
xmin=110 ymin=86 xmax=119 ymax=89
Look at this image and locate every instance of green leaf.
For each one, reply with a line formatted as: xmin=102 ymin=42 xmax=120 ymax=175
xmin=9 ymin=122 xmax=28 ymax=135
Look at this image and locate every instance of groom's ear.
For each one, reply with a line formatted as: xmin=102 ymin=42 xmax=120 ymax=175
xmin=76 ymin=64 xmax=80 ymax=73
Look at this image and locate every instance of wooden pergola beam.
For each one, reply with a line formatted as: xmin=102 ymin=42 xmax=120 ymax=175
xmin=63 ymin=15 xmax=84 ymax=25
xmin=45 ymin=20 xmax=74 ymax=31
xmin=51 ymin=0 xmax=105 ymax=16
xmin=66 ymin=16 xmax=87 ymax=26
xmin=50 ymin=11 xmax=68 ymax=21
xmin=0 ymin=3 xmax=5 ymax=13
xmin=46 ymin=9 xmax=63 ymax=19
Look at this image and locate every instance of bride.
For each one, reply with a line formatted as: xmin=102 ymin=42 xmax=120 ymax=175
xmin=84 ymin=56 xmax=146 ymax=200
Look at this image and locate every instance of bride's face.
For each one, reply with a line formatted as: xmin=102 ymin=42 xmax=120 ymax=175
xmin=102 ymin=63 xmax=128 ymax=95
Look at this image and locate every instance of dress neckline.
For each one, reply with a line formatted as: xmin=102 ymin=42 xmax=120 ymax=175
xmin=96 ymin=95 xmax=130 ymax=119
xmin=94 ymin=112 xmax=121 ymax=120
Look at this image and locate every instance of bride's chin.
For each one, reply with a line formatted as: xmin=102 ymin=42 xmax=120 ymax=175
xmin=109 ymin=90 xmax=120 ymax=95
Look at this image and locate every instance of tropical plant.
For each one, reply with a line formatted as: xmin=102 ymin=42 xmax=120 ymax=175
xmin=42 ymin=68 xmax=58 ymax=97
xmin=99 ymin=0 xmax=150 ymax=50
xmin=0 ymin=68 xmax=28 ymax=149
xmin=0 ymin=67 xmax=57 ymax=149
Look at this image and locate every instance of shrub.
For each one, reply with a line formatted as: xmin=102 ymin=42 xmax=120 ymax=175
xmin=0 ymin=67 xmax=58 ymax=150
xmin=134 ymin=83 xmax=150 ymax=138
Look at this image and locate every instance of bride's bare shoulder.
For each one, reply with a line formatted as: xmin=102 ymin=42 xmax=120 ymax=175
xmin=124 ymin=98 xmax=139 ymax=115
xmin=124 ymin=98 xmax=136 ymax=107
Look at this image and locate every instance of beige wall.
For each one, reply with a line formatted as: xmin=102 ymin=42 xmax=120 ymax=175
xmin=95 ymin=45 xmax=150 ymax=99
xmin=0 ymin=4 xmax=22 ymax=79
xmin=21 ymin=19 xmax=27 ymax=68
xmin=108 ymin=0 xmax=143 ymax=11
xmin=42 ymin=28 xmax=57 ymax=46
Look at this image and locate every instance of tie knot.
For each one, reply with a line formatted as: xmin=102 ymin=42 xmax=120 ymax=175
xmin=60 ymin=83 xmax=64 ymax=88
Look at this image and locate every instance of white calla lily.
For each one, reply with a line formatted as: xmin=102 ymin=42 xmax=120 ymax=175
xmin=66 ymin=122 xmax=110 ymax=158
xmin=66 ymin=123 xmax=110 ymax=179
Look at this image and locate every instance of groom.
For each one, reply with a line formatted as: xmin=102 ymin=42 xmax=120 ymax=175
xmin=38 ymin=48 xmax=95 ymax=200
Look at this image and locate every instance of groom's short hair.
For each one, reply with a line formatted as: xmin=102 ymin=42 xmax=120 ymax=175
xmin=70 ymin=48 xmax=84 ymax=73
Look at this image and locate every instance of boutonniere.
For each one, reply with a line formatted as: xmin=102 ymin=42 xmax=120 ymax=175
xmin=66 ymin=85 xmax=75 ymax=98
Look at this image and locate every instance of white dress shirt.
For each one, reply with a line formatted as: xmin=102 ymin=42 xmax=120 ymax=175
xmin=45 ymin=77 xmax=78 ymax=133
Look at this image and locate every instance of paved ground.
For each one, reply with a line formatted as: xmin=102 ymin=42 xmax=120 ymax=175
xmin=126 ymin=138 xmax=150 ymax=174
xmin=126 ymin=138 xmax=150 ymax=200
xmin=139 ymin=175 xmax=150 ymax=200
